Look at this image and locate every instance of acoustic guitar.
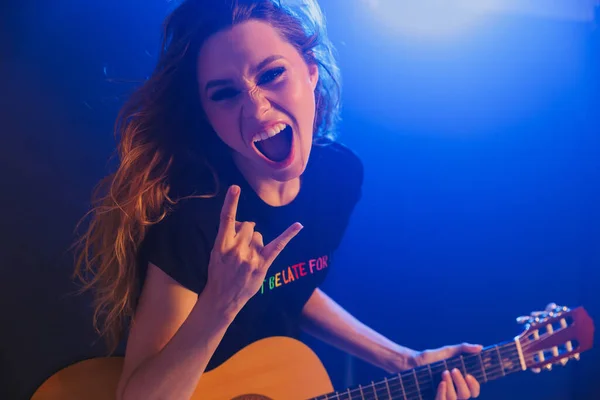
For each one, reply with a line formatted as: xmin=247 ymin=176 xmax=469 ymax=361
xmin=32 ymin=304 xmax=594 ymax=400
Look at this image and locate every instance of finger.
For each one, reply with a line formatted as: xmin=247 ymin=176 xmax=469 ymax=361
xmin=443 ymin=370 xmax=457 ymax=400
xmin=216 ymin=185 xmax=241 ymax=245
xmin=235 ymin=221 xmax=257 ymax=235
xmin=262 ymin=222 xmax=303 ymax=265
xmin=465 ymin=374 xmax=480 ymax=398
xmin=460 ymin=343 xmax=483 ymax=354
xmin=436 ymin=381 xmax=447 ymax=400
xmin=251 ymin=231 xmax=264 ymax=248
xmin=236 ymin=222 xmax=255 ymax=247
xmin=451 ymin=369 xmax=470 ymax=399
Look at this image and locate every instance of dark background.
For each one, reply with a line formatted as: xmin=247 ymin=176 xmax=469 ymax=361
xmin=1 ymin=1 xmax=599 ymax=399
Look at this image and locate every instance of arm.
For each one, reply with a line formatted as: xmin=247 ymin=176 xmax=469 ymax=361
xmin=300 ymin=288 xmax=483 ymax=400
xmin=300 ymin=288 xmax=418 ymax=373
xmin=117 ymin=186 xmax=302 ymax=400
xmin=116 ymin=264 xmax=237 ymax=400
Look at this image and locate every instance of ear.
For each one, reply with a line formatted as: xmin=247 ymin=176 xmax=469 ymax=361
xmin=308 ymin=62 xmax=319 ymax=91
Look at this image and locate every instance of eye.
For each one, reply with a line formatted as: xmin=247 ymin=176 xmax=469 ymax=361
xmin=257 ymin=67 xmax=286 ymax=85
xmin=210 ymin=87 xmax=240 ymax=102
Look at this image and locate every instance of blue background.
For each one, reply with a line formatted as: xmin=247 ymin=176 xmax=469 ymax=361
xmin=1 ymin=1 xmax=598 ymax=399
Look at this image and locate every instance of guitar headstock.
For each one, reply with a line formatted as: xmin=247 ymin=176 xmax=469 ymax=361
xmin=515 ymin=303 xmax=594 ymax=373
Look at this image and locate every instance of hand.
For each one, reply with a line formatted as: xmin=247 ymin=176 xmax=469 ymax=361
xmin=206 ymin=185 xmax=303 ymax=315
xmin=416 ymin=343 xmax=483 ymax=400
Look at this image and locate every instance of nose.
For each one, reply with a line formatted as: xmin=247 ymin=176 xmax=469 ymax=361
xmin=242 ymin=85 xmax=270 ymax=119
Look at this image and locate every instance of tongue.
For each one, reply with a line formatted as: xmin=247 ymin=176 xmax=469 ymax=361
xmin=256 ymin=131 xmax=291 ymax=162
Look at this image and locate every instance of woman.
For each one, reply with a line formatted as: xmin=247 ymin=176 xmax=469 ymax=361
xmin=75 ymin=0 xmax=483 ymax=399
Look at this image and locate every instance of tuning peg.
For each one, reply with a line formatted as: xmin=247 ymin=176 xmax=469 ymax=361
xmin=544 ymin=364 xmax=553 ymax=371
xmin=531 ymin=367 xmax=541 ymax=374
xmin=517 ymin=303 xmax=571 ymax=325
xmin=571 ymin=353 xmax=580 ymax=361
xmin=546 ymin=303 xmax=570 ymax=314
xmin=559 ymin=357 xmax=569 ymax=366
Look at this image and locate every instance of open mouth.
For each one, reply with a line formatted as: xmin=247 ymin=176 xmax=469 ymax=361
xmin=252 ymin=124 xmax=294 ymax=165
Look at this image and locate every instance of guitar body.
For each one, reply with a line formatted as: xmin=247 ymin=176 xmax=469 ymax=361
xmin=31 ymin=336 xmax=334 ymax=400
xmin=31 ymin=305 xmax=594 ymax=400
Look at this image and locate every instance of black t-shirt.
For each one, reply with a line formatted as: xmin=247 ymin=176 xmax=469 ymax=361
xmin=137 ymin=141 xmax=363 ymax=371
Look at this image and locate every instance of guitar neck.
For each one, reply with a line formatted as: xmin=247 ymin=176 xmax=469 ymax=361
xmin=313 ymin=340 xmax=524 ymax=400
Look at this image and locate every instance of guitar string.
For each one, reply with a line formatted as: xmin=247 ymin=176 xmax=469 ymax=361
xmin=319 ymin=346 xmax=519 ymax=400
xmin=377 ymin=347 xmax=543 ymax=400
xmin=378 ymin=363 xmax=511 ymax=400
xmin=379 ymin=352 xmax=518 ymax=400
xmin=319 ymin=363 xmax=509 ymax=400
xmin=352 ymin=364 xmax=506 ymax=400
xmin=383 ymin=331 xmax=574 ymax=393
xmin=322 ymin=364 xmax=508 ymax=400
xmin=332 ymin=342 xmax=571 ymax=400
xmin=319 ymin=334 xmax=572 ymax=400
xmin=322 ymin=355 xmax=542 ymax=400
xmin=318 ymin=345 xmax=521 ymax=400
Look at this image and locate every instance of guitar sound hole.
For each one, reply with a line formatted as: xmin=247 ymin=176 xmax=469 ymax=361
xmin=231 ymin=395 xmax=273 ymax=400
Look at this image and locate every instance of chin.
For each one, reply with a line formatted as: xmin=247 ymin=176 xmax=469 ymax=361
xmin=265 ymin=159 xmax=307 ymax=182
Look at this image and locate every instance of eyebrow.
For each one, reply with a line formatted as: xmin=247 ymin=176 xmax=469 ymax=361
xmin=204 ymin=55 xmax=285 ymax=93
xmin=252 ymin=54 xmax=284 ymax=74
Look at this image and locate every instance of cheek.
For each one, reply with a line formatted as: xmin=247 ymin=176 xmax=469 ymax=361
xmin=283 ymin=78 xmax=316 ymax=124
xmin=205 ymin=106 xmax=242 ymax=148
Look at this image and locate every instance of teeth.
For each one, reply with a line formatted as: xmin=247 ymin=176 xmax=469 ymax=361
xmin=252 ymin=123 xmax=287 ymax=143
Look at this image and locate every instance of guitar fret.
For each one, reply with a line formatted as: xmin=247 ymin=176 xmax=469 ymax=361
xmin=367 ymin=382 xmax=378 ymax=400
xmin=477 ymin=352 xmax=488 ymax=383
xmin=384 ymin=377 xmax=393 ymax=399
xmin=412 ymin=369 xmax=423 ymax=400
xmin=460 ymin=355 xmax=467 ymax=376
xmin=427 ymin=364 xmax=433 ymax=382
xmin=495 ymin=345 xmax=506 ymax=377
xmin=371 ymin=381 xmax=379 ymax=400
xmin=398 ymin=374 xmax=407 ymax=400
xmin=418 ymin=367 xmax=436 ymax=399
xmin=378 ymin=381 xmax=391 ymax=400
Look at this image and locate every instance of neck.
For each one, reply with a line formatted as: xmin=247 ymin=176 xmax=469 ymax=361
xmin=233 ymin=154 xmax=300 ymax=207
xmin=314 ymin=341 xmax=524 ymax=400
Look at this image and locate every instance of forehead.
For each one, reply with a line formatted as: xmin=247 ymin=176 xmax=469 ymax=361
xmin=197 ymin=19 xmax=299 ymax=80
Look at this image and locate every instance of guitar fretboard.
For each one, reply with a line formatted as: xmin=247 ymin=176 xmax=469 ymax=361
xmin=312 ymin=341 xmax=522 ymax=400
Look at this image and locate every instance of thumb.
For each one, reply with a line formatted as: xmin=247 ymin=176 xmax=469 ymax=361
xmin=459 ymin=343 xmax=483 ymax=354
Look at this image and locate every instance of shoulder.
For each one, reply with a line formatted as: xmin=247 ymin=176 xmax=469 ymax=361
xmin=310 ymin=139 xmax=364 ymax=192
xmin=312 ymin=139 xmax=363 ymax=170
xmin=147 ymin=194 xmax=221 ymax=238
xmin=141 ymin=193 xmax=223 ymax=260
xmin=138 ymin=196 xmax=218 ymax=294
